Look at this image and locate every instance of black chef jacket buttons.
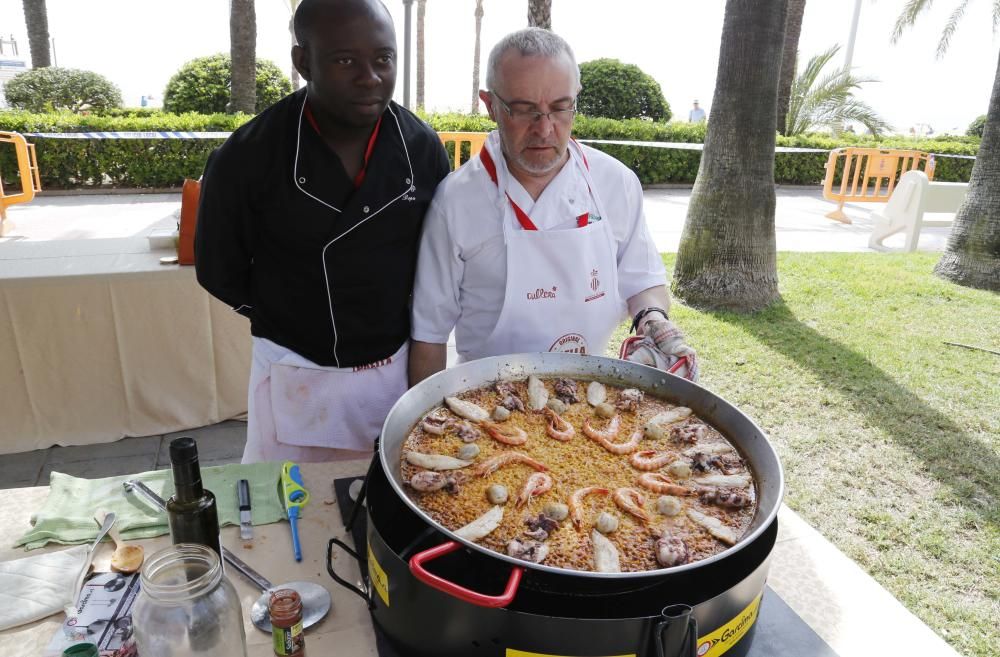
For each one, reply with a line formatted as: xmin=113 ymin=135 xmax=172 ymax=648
xmin=363 ymin=206 xmax=370 ymax=213
xmin=299 ymin=177 xmax=306 ymax=184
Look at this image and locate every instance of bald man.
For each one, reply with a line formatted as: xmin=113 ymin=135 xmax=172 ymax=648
xmin=195 ymin=0 xmax=450 ymax=463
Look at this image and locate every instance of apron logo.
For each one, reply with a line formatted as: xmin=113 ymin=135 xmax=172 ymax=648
xmin=353 ymin=356 xmax=392 ymax=372
xmin=549 ymin=333 xmax=587 ymax=354
xmin=527 ymin=286 xmax=558 ymax=300
xmin=586 ymin=268 xmax=606 ymax=303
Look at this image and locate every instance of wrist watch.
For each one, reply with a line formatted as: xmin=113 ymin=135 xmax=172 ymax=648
xmin=630 ymin=306 xmax=669 ymax=333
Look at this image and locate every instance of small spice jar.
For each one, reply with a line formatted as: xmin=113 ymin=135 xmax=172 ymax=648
xmin=269 ymin=589 xmax=305 ymax=657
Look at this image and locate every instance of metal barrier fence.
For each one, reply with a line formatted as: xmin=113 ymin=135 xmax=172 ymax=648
xmin=437 ymin=131 xmax=488 ymax=169
xmin=0 ymin=131 xmax=41 ymax=235
xmin=821 ymin=148 xmax=936 ymax=223
xmin=7 ymin=132 xmax=974 ymax=223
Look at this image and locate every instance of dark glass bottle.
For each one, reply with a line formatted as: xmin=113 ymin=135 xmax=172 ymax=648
xmin=166 ymin=437 xmax=221 ymax=556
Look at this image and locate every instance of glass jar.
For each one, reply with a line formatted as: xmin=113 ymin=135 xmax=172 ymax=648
xmin=133 ymin=543 xmax=247 ymax=657
xmin=269 ymin=589 xmax=305 ymax=657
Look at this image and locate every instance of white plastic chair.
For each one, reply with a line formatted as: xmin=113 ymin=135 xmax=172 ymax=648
xmin=868 ymin=170 xmax=968 ymax=252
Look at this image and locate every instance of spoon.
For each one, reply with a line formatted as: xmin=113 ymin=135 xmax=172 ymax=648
xmin=123 ymin=479 xmax=332 ymax=632
xmin=65 ymin=513 xmax=117 ymax=617
xmin=95 ymin=510 xmax=144 ymax=574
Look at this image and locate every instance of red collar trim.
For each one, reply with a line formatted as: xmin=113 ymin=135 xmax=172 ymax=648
xmin=303 ymin=100 xmax=383 ymax=189
xmin=479 ymin=143 xmax=589 ymax=231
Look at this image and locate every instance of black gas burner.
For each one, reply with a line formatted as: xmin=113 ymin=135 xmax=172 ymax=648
xmin=332 ymin=476 xmax=838 ymax=657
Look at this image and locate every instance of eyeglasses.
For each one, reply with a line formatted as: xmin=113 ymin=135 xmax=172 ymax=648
xmin=491 ymin=91 xmax=576 ymax=125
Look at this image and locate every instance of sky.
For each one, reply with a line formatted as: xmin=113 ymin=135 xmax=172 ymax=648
xmin=0 ymin=0 xmax=997 ymax=135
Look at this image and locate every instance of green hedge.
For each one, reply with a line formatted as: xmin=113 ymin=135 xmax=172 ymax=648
xmin=0 ymin=109 xmax=979 ymax=190
xmin=0 ymin=110 xmax=243 ymax=188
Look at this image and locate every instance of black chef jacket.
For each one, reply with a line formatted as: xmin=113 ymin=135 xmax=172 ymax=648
xmin=195 ymin=90 xmax=450 ymax=368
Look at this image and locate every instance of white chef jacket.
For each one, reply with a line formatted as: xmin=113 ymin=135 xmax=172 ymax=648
xmin=411 ymin=133 xmax=666 ymax=360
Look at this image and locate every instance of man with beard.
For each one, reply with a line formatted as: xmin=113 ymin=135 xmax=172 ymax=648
xmin=195 ymin=0 xmax=450 ymax=462
xmin=408 ymin=28 xmax=696 ymax=383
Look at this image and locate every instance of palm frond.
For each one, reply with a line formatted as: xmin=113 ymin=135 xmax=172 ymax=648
xmin=892 ymin=0 xmax=934 ymax=43
xmin=797 ymin=46 xmax=839 ymax=91
xmin=829 ymin=100 xmax=893 ymax=137
xmin=994 ymin=0 xmax=1000 ymax=32
xmin=937 ymin=0 xmax=971 ymax=57
xmin=784 ymin=45 xmax=891 ymax=137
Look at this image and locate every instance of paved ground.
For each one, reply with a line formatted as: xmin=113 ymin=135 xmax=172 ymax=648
xmin=1 ymin=186 xmax=954 ymax=252
xmin=0 ymin=421 xmax=247 ymax=489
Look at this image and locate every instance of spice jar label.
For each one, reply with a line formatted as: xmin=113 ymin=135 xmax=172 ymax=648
xmin=272 ymin=621 xmax=304 ymax=656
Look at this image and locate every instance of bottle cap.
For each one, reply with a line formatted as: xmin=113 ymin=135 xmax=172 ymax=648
xmin=169 ymin=437 xmax=201 ymax=486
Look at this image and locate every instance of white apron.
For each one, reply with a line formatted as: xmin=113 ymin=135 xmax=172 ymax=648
xmin=471 ymin=139 xmax=626 ymax=360
xmin=243 ymin=337 xmax=407 ymax=463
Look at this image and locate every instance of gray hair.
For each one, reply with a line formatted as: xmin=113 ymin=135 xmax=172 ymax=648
xmin=485 ymin=28 xmax=580 ymax=93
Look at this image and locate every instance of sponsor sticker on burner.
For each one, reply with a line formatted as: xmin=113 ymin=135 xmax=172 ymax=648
xmin=695 ymin=592 xmax=762 ymax=657
xmin=367 ymin=543 xmax=390 ymax=607
xmin=506 ymin=651 xmax=634 ymax=657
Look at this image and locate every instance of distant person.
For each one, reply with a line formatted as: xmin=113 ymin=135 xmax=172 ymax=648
xmin=844 ymin=124 xmax=856 ymax=134
xmin=195 ymin=0 xmax=450 ymax=463
xmin=688 ymin=99 xmax=706 ymax=123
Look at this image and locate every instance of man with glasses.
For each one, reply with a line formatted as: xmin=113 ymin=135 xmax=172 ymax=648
xmin=408 ymin=28 xmax=696 ymax=383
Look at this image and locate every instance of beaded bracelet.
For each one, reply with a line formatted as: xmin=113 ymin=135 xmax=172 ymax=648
xmin=630 ymin=306 xmax=669 ymax=333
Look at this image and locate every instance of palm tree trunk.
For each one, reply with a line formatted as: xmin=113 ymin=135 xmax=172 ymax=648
xmin=776 ymin=0 xmax=806 ymax=135
xmin=21 ymin=0 xmax=51 ymax=68
xmin=933 ymin=48 xmax=1000 ymax=291
xmin=417 ymin=0 xmax=427 ymax=110
xmin=673 ymin=0 xmax=787 ymax=312
xmin=471 ymin=0 xmax=484 ymax=114
xmin=527 ymin=0 xmax=552 ymax=29
xmin=228 ymin=0 xmax=257 ymax=114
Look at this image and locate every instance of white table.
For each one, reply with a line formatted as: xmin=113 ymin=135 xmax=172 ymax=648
xmin=0 ymin=460 xmax=378 ymax=657
xmin=0 ymin=236 xmax=251 ymax=454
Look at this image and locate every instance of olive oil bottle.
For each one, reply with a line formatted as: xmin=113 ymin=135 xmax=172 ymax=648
xmin=166 ymin=437 xmax=221 ymax=556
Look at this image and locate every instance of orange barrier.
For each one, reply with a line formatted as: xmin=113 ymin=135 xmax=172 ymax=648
xmin=437 ymin=131 xmax=487 ymax=170
xmin=0 ymin=131 xmax=41 ymax=235
xmin=822 ymin=147 xmax=935 ymax=223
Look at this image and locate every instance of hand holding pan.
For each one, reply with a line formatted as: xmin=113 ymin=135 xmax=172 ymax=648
xmin=123 ymin=480 xmax=331 ymax=632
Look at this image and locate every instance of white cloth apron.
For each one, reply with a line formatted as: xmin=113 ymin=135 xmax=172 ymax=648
xmin=471 ymin=139 xmax=626 ymax=360
xmin=243 ymin=337 xmax=407 ymax=463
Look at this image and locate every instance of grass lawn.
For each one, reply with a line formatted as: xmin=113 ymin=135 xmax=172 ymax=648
xmin=611 ymin=252 xmax=999 ymax=657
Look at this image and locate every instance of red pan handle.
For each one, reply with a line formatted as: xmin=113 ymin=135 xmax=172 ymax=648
xmin=668 ymin=355 xmax=690 ymax=376
xmin=409 ymin=540 xmax=524 ymax=608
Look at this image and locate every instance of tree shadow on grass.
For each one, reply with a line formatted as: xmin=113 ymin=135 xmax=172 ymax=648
xmin=712 ymin=302 xmax=998 ymax=527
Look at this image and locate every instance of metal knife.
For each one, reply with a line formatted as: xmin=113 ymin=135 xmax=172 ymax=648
xmin=237 ymin=479 xmax=253 ymax=541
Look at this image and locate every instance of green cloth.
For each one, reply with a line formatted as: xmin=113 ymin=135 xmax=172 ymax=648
xmin=15 ymin=462 xmax=285 ymax=550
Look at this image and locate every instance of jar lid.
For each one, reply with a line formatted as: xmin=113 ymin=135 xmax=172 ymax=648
xmin=62 ymin=644 xmax=99 ymax=657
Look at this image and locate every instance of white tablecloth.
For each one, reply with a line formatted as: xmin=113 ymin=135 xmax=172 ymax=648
xmin=0 ymin=237 xmax=250 ymax=454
